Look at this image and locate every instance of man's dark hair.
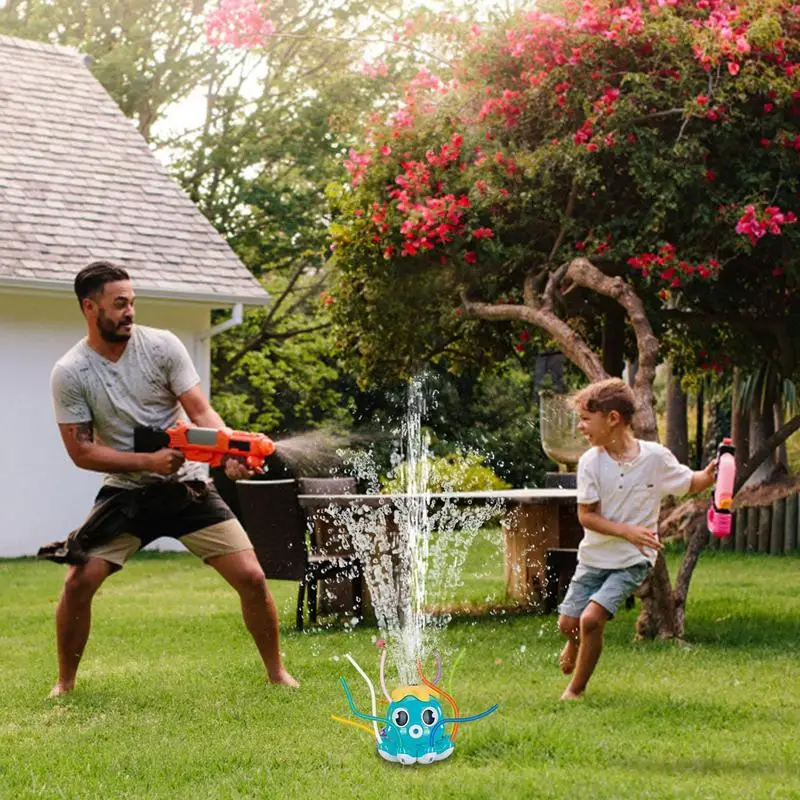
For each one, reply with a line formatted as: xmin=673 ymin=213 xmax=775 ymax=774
xmin=74 ymin=261 xmax=130 ymax=307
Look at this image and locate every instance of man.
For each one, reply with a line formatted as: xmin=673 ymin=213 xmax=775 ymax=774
xmin=47 ymin=261 xmax=298 ymax=697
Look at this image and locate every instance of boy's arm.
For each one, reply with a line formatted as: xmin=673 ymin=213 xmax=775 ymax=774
xmin=688 ymin=460 xmax=716 ymax=494
xmin=578 ymin=502 xmax=663 ymax=554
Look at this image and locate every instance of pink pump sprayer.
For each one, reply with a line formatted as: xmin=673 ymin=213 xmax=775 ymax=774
xmin=707 ymin=438 xmax=736 ymax=538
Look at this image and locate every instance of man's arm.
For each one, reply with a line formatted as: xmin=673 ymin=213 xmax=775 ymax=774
xmin=578 ymin=502 xmax=663 ymax=554
xmin=58 ymin=421 xmax=183 ymax=475
xmin=178 ymin=384 xmax=226 ymax=428
xmin=178 ymin=385 xmax=254 ymax=478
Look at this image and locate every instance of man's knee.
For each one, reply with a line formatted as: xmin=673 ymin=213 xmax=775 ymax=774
xmin=234 ymin=565 xmax=268 ymax=598
xmin=63 ymin=560 xmax=109 ymax=601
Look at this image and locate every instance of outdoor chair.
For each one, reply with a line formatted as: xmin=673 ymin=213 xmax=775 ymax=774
xmin=236 ymin=478 xmax=362 ymax=631
xmin=296 ymin=477 xmax=363 ymax=621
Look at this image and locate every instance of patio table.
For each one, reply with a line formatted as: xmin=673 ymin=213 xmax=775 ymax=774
xmin=297 ymin=488 xmax=581 ymax=611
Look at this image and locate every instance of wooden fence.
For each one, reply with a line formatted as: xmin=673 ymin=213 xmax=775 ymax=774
xmin=706 ymin=491 xmax=800 ymax=554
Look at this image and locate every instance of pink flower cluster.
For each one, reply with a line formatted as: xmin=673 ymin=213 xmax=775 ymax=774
xmin=425 ymin=134 xmax=464 ymax=168
xmin=691 ymin=1 xmax=752 ymax=70
xmin=735 ymin=205 xmax=797 ymax=245
xmin=362 ymin=60 xmax=389 ymax=79
xmin=393 ymin=194 xmax=472 ymax=256
xmin=343 ymin=148 xmax=372 ymax=187
xmin=206 ymin=0 xmax=274 ymax=48
xmin=628 ymin=243 xmax=721 ymax=287
xmin=478 ymin=89 xmax=523 ymax=128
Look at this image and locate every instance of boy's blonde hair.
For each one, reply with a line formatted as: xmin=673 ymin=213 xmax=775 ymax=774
xmin=571 ymin=378 xmax=636 ymax=425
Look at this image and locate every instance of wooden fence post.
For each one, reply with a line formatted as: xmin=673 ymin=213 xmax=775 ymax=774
xmin=722 ymin=512 xmax=734 ymax=551
xmin=757 ymin=506 xmax=772 ymax=553
xmin=735 ymin=509 xmax=746 ymax=552
xmin=770 ymin=498 xmax=785 ymax=555
xmin=786 ymin=492 xmax=798 ymax=553
xmin=746 ymin=506 xmax=759 ymax=551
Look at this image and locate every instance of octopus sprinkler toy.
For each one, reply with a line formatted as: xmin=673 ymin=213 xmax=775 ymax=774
xmin=332 ymin=644 xmax=499 ymax=765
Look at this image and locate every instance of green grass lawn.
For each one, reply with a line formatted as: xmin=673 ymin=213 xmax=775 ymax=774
xmin=1 ymin=532 xmax=799 ymax=800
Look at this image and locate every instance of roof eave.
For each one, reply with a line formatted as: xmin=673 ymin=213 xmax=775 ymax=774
xmin=0 ymin=277 xmax=271 ymax=307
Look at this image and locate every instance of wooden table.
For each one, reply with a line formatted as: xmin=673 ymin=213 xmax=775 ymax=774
xmin=297 ymin=488 xmax=581 ymax=611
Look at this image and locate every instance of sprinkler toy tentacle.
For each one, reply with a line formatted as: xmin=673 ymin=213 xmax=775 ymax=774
xmin=340 ymin=678 xmax=398 ymax=728
xmin=428 ymin=705 xmax=500 ymax=748
xmin=330 ymin=715 xmax=375 ymax=736
xmin=416 ymin=660 xmax=461 ymax=740
xmin=345 ymin=653 xmax=381 ymax=742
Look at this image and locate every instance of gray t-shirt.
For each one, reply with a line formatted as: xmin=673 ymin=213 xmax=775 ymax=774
xmin=50 ymin=325 xmax=208 ymax=489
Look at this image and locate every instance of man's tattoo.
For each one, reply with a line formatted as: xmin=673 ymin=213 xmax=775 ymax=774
xmin=74 ymin=422 xmax=94 ymax=444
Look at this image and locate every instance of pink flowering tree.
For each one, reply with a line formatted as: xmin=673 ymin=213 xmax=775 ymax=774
xmin=323 ymin=0 xmax=800 ymax=638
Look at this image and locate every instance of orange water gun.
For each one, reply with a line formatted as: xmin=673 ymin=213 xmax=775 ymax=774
xmin=134 ymin=420 xmax=275 ymax=471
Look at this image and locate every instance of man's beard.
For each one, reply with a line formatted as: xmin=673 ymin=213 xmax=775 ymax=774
xmin=98 ymin=310 xmax=133 ymax=343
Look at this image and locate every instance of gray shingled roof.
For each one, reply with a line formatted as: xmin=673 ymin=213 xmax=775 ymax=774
xmin=0 ymin=35 xmax=269 ymax=305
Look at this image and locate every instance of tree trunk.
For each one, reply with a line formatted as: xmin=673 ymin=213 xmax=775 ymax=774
xmin=694 ymin=384 xmax=704 ymax=469
xmin=704 ymin=397 xmax=731 ymax=465
xmin=665 ymin=362 xmax=689 ymax=463
xmin=672 ymin=512 xmax=709 ymax=637
xmin=634 ymin=554 xmax=677 ymax=640
xmin=602 ymin=306 xmax=625 ymax=378
xmin=747 ymin=377 xmax=779 ymax=487
xmin=731 ymin=368 xmax=749 ymax=477
xmin=775 ymin=402 xmax=788 ymax=470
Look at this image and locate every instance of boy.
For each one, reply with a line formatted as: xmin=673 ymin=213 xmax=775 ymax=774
xmin=558 ymin=378 xmax=714 ymax=700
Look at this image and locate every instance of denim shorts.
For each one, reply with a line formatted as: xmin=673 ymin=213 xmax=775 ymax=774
xmin=558 ymin=561 xmax=650 ymax=618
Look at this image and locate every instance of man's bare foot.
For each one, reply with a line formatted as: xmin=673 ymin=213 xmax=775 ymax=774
xmin=269 ymin=670 xmax=299 ymax=688
xmin=559 ymin=641 xmax=578 ymax=675
xmin=48 ymin=682 xmax=74 ymax=698
xmin=560 ymin=687 xmax=584 ymax=701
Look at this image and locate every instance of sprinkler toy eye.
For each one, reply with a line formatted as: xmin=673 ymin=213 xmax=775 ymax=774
xmin=392 ymin=708 xmax=409 ymax=727
xmin=422 ymin=707 xmax=438 ymax=727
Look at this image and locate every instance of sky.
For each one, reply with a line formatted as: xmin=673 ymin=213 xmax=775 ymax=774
xmin=153 ymin=0 xmax=529 ymax=156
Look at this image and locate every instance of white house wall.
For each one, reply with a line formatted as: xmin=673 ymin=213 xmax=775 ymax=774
xmin=0 ymin=290 xmax=216 ymax=558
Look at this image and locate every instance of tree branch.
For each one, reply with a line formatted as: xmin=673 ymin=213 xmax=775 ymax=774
xmin=548 ymin=179 xmax=579 ymax=262
xmin=565 ymin=257 xmax=660 ymax=439
xmin=261 ymin=322 xmax=331 ymax=340
xmin=459 ymin=290 xmax=606 ymax=381
xmin=735 ymin=413 xmax=800 ymax=492
xmin=543 ymin=261 xmax=570 ymax=311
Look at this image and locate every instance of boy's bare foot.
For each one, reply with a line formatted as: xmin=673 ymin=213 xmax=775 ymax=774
xmin=48 ymin=682 xmax=74 ymax=698
xmin=269 ymin=670 xmax=299 ymax=688
xmin=559 ymin=641 xmax=578 ymax=675
xmin=560 ymin=687 xmax=584 ymax=701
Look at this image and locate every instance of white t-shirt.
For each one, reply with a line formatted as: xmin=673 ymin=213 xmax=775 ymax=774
xmin=576 ymin=440 xmax=693 ymax=568
xmin=50 ymin=325 xmax=207 ymax=489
